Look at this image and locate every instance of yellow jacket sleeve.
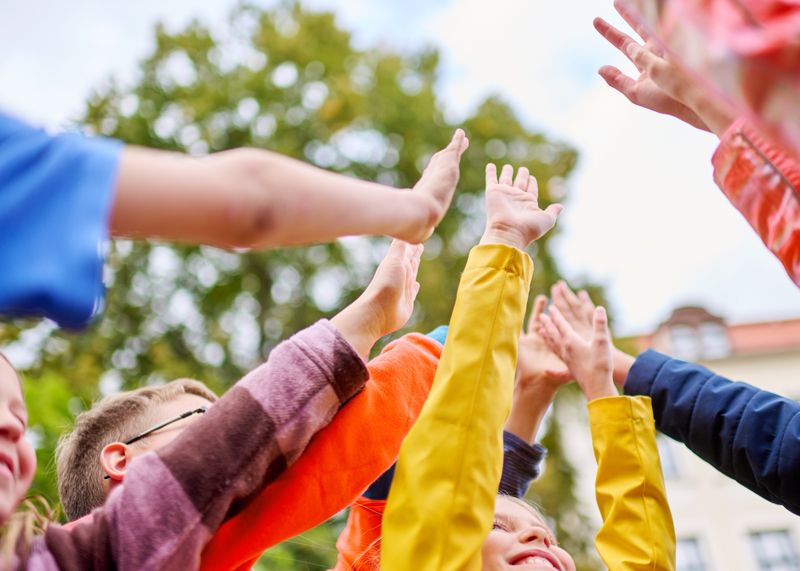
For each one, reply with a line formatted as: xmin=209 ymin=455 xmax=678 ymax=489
xmin=589 ymin=396 xmax=677 ymax=571
xmin=381 ymin=244 xmax=533 ymax=571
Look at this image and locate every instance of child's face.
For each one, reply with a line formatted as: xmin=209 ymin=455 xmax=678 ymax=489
xmin=481 ymin=496 xmax=575 ymax=571
xmin=0 ymin=359 xmax=36 ymax=525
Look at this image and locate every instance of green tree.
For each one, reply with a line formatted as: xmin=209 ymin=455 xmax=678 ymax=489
xmin=0 ymin=2 xmax=603 ymax=568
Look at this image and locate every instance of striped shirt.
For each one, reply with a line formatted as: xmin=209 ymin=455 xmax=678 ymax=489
xmin=16 ymin=319 xmax=367 ymax=571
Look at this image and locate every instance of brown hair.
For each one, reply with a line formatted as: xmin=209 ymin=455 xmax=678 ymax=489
xmin=55 ymin=379 xmax=218 ymax=521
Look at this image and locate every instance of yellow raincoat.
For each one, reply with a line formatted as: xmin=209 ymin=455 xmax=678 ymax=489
xmin=382 ymin=244 xmax=676 ymax=570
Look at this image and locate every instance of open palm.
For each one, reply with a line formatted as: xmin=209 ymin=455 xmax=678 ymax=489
xmin=483 ymin=164 xmax=562 ymax=251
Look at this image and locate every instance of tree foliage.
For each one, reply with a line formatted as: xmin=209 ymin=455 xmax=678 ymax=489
xmin=0 ymin=2 xmax=606 ymax=568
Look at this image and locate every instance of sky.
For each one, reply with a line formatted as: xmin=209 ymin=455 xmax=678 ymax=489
xmin=2 ymin=0 xmax=799 ymax=334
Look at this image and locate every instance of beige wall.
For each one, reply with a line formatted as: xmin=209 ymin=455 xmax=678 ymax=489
xmin=559 ymin=348 xmax=800 ymax=570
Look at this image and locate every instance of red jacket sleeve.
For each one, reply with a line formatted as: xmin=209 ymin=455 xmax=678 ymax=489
xmin=200 ymin=333 xmax=441 ymax=571
xmin=712 ymin=119 xmax=800 ymax=287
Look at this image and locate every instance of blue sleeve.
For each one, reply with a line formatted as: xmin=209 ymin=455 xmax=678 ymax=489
xmin=624 ymin=349 xmax=800 ymax=515
xmin=0 ymin=112 xmax=123 ymax=329
xmin=499 ymin=431 xmax=546 ymax=498
xmin=363 ymin=433 xmax=546 ymax=501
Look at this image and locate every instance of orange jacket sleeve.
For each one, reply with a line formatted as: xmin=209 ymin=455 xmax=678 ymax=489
xmin=712 ymin=118 xmax=800 ymax=287
xmin=200 ymin=333 xmax=441 ymax=571
xmin=332 ymin=497 xmax=386 ymax=571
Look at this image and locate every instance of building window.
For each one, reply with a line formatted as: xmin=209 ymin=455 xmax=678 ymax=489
xmin=751 ymin=530 xmax=800 ymax=570
xmin=669 ymin=325 xmax=700 ymax=360
xmin=656 ymin=435 xmax=680 ymax=479
xmin=677 ymin=537 xmax=708 ymax=571
xmin=698 ymin=322 xmax=731 ymax=359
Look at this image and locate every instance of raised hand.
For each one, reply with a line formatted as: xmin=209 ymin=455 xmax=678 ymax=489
xmin=548 ymin=282 xmax=636 ymax=387
xmin=403 ymin=129 xmax=470 ymax=243
xmin=505 ymin=295 xmax=573 ymax=444
xmin=518 ymin=295 xmax=572 ymax=391
xmin=331 ymin=240 xmax=423 ymax=359
xmin=539 ymin=305 xmax=617 ymax=402
xmin=480 ymin=164 xmax=563 ymax=251
xmin=594 ymin=15 xmax=709 ymax=131
xmin=594 ymin=1 xmax=736 ymax=137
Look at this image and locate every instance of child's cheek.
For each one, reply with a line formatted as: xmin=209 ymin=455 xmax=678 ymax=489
xmin=553 ymin=546 xmax=576 ymax=571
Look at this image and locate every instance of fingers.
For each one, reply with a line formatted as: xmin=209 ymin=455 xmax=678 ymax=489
xmin=486 ymin=163 xmax=498 ymax=187
xmin=538 ymin=314 xmax=564 ymax=353
xmin=513 ymin=166 xmax=530 ymax=191
xmin=551 ymin=282 xmax=581 ymax=323
xmin=577 ymin=290 xmax=596 ymax=319
xmin=592 ymin=306 xmax=610 ymax=344
xmin=527 ymin=176 xmax=539 ymax=203
xmin=499 ymin=164 xmax=514 ymax=186
xmin=625 ymin=41 xmax=660 ymax=78
xmin=448 ymin=128 xmax=470 ymax=158
xmin=593 ymin=17 xmax=638 ymax=60
xmin=613 ymin=0 xmax=652 ymax=42
xmin=543 ymin=203 xmax=563 ymax=225
xmin=598 ymin=65 xmax=638 ymax=101
xmin=529 ymin=295 xmax=548 ymax=332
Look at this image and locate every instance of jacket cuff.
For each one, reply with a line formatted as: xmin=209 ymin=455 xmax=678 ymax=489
xmin=588 ymin=395 xmax=655 ymax=429
xmin=499 ymin=431 xmax=547 ymax=498
xmin=466 ymin=244 xmax=533 ymax=284
xmin=623 ymin=349 xmax=671 ymax=398
xmin=293 ymin=319 xmax=369 ymax=403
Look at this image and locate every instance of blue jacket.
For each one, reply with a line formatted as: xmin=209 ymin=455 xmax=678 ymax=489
xmin=625 ymin=349 xmax=800 ymax=515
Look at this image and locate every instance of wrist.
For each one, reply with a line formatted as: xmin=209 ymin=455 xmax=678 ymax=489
xmin=583 ymin=381 xmax=617 ymax=402
xmin=330 ymin=300 xmax=383 ymax=361
xmin=480 ymin=225 xmax=527 ymax=251
xmin=612 ymin=350 xmax=636 ymax=388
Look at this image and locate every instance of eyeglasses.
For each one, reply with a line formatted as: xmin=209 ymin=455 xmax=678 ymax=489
xmin=103 ymin=406 xmax=208 ymax=480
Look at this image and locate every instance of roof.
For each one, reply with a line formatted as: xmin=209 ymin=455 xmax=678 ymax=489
xmin=628 ymin=307 xmax=800 ymax=357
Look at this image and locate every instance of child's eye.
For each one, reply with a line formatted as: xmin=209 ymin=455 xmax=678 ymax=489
xmin=492 ymin=520 xmax=510 ymax=532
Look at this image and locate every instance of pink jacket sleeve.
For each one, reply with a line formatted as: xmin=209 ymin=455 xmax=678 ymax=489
xmin=712 ymin=118 xmax=800 ymax=287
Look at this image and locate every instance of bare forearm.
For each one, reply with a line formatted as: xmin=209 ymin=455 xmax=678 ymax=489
xmin=111 ymin=146 xmax=436 ymax=249
xmin=504 ymin=384 xmax=554 ymax=445
xmin=612 ymin=349 xmax=636 ymax=388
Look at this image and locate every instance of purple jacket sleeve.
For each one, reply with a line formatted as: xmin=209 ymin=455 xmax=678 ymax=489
xmin=30 ymin=320 xmax=368 ymax=571
xmin=624 ymin=349 xmax=800 ymax=515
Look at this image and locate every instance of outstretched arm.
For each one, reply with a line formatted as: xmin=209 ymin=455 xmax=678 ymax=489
xmin=381 ymin=164 xmax=561 ymax=570
xmin=540 ymin=303 xmax=676 ymax=571
xmin=200 ymin=241 xmax=441 ymax=571
xmin=112 ymin=130 xmax=469 ymax=248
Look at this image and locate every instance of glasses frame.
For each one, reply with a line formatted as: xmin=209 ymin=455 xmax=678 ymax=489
xmin=103 ymin=405 xmax=208 ymax=480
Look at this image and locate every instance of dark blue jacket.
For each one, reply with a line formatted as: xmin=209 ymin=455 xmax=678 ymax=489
xmin=624 ymin=349 xmax=800 ymax=515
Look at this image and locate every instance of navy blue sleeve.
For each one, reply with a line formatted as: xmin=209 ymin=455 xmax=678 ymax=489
xmin=363 ymin=433 xmax=546 ymax=501
xmin=499 ymin=431 xmax=547 ymax=498
xmin=0 ymin=112 xmax=122 ymax=329
xmin=624 ymin=349 xmax=800 ymax=515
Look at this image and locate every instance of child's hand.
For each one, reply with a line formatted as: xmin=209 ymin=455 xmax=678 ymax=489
xmin=539 ymin=305 xmax=616 ymax=402
xmin=331 ymin=240 xmax=423 ymax=359
xmin=517 ymin=296 xmax=572 ymax=393
xmin=548 ymin=282 xmax=636 ymax=388
xmin=480 ymin=164 xmax=563 ymax=251
xmin=504 ymin=296 xmax=572 ymax=443
xmin=401 ymin=129 xmax=469 ymax=243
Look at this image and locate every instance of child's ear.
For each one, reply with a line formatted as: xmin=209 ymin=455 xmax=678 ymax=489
xmin=100 ymin=442 xmax=131 ymax=482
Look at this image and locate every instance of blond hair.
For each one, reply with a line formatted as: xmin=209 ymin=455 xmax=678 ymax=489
xmin=55 ymin=379 xmax=218 ymax=521
xmin=0 ymin=496 xmax=55 ymax=564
